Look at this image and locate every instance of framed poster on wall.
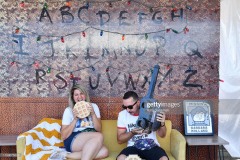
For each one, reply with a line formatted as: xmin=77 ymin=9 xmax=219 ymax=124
xmin=183 ymin=100 xmax=214 ymax=135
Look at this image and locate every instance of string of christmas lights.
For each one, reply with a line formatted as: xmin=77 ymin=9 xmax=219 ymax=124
xmin=14 ymin=0 xmax=193 ymax=42
xmin=8 ymin=55 xmax=218 ymax=75
xmin=12 ymin=25 xmax=190 ymax=43
xmin=10 ymin=0 xmax=220 ymax=85
xmin=18 ymin=0 xmax=220 ymax=16
xmin=19 ymin=0 xmax=192 ymax=13
xmin=7 ymin=56 xmax=221 ymax=84
xmin=15 ymin=0 xmax=220 ymax=42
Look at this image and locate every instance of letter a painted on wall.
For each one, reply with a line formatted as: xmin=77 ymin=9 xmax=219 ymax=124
xmin=39 ymin=5 xmax=53 ymax=23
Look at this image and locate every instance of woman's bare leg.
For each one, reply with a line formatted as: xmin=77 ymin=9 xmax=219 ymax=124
xmin=66 ymin=145 xmax=108 ymax=159
xmin=81 ymin=133 xmax=103 ymax=160
xmin=117 ymin=154 xmax=127 ymax=160
xmin=67 ymin=132 xmax=108 ymax=160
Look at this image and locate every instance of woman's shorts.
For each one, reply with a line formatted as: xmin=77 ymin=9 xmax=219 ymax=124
xmin=64 ymin=128 xmax=96 ymax=152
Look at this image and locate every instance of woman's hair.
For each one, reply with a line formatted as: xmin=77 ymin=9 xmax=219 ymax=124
xmin=69 ymin=84 xmax=90 ymax=108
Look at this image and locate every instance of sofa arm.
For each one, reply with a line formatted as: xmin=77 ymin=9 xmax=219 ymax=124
xmin=16 ymin=137 xmax=26 ymax=160
xmin=170 ymin=129 xmax=186 ymax=160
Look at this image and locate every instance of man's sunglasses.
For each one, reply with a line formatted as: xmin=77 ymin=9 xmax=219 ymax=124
xmin=122 ymin=100 xmax=138 ymax=109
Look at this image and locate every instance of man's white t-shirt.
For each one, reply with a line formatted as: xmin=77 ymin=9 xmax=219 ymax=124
xmin=117 ymin=109 xmax=160 ymax=147
xmin=62 ymin=103 xmax=100 ymax=132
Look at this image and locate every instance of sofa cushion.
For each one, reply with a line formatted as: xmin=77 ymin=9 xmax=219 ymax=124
xmin=17 ymin=119 xmax=184 ymax=160
xmin=101 ymin=120 xmax=127 ymax=152
xmin=156 ymin=120 xmax=172 ymax=153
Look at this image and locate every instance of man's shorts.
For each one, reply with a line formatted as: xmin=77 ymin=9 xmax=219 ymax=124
xmin=117 ymin=146 xmax=169 ymax=160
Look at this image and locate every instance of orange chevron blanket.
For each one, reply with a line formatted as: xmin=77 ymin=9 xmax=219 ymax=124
xmin=17 ymin=118 xmax=64 ymax=160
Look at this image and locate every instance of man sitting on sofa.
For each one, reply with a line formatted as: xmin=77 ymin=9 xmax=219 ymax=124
xmin=116 ymin=91 xmax=169 ymax=160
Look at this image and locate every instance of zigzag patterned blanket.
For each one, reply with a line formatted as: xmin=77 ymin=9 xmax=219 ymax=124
xmin=17 ymin=118 xmax=64 ymax=160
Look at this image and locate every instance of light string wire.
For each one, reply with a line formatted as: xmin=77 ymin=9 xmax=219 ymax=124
xmin=15 ymin=0 xmax=191 ymax=38
xmin=9 ymin=55 xmax=218 ymax=74
xmin=8 ymin=0 xmax=218 ymax=77
xmin=11 ymin=25 xmax=189 ymax=38
xmin=21 ymin=0 xmax=189 ymax=11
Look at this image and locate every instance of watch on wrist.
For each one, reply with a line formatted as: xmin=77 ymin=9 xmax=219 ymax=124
xmin=160 ymin=122 xmax=165 ymax=127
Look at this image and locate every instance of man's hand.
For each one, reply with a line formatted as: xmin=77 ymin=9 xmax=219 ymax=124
xmin=131 ymin=128 xmax=144 ymax=135
xmin=156 ymin=112 xmax=167 ymax=137
xmin=156 ymin=112 xmax=166 ymax=126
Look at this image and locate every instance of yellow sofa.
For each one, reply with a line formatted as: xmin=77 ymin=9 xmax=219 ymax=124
xmin=16 ymin=119 xmax=186 ymax=160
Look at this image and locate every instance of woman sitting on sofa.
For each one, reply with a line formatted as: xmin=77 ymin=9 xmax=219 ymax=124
xmin=50 ymin=84 xmax=109 ymax=160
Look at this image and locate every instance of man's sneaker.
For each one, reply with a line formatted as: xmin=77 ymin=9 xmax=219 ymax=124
xmin=49 ymin=150 xmax=67 ymax=160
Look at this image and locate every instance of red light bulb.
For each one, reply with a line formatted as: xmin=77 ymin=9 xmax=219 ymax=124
xmin=82 ymin=31 xmax=86 ymax=37
xmin=61 ymin=37 xmax=64 ymax=43
xmin=20 ymin=1 xmax=25 ymax=7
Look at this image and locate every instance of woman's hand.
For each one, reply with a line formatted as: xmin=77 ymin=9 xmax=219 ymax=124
xmin=72 ymin=108 xmax=79 ymax=120
xmin=88 ymin=103 xmax=95 ymax=116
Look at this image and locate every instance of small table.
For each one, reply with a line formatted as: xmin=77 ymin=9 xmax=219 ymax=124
xmin=0 ymin=135 xmax=18 ymax=158
xmin=185 ymin=135 xmax=229 ymax=160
